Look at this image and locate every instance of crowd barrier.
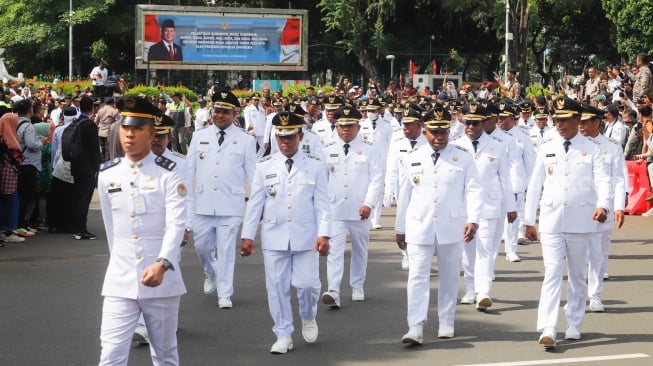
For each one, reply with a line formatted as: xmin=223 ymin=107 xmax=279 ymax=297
xmin=625 ymin=161 xmax=652 ymax=215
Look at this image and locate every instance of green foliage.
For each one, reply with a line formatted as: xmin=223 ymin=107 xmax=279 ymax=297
xmin=525 ymin=84 xmax=552 ymax=98
xmin=128 ymin=85 xmax=197 ymax=103
xmin=602 ymin=0 xmax=653 ymax=58
xmin=90 ymin=39 xmax=109 ymax=63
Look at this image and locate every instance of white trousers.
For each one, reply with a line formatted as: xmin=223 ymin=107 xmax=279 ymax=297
xmin=263 ymin=248 xmax=321 ymax=339
xmin=255 ymin=136 xmax=265 ymax=158
xmin=192 ymin=215 xmax=241 ymax=297
xmin=503 ymin=192 xmax=524 ymax=255
xmin=588 ymin=230 xmax=612 ymax=300
xmin=327 ymin=220 xmax=370 ymax=293
xmin=536 ymin=232 xmax=589 ymax=332
xmin=462 ymin=217 xmax=503 ymax=296
xmin=407 ymin=241 xmax=463 ymax=329
xmin=370 ymin=195 xmax=383 ymax=227
xmin=99 ymin=296 xmax=180 ymax=366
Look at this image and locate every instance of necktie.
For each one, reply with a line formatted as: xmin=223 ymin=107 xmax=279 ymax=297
xmin=410 ymin=140 xmax=417 ymax=149
xmin=472 ymin=140 xmax=479 ymax=153
xmin=168 ymin=45 xmax=174 ymax=59
xmin=285 ymin=158 xmax=294 ymax=173
xmin=343 ymin=143 xmax=350 ymax=156
xmin=372 ymin=120 xmax=377 ymax=130
xmin=564 ymin=140 xmax=571 ymax=153
xmin=432 ymin=151 xmax=440 ymax=165
xmin=540 ymin=129 xmax=545 ymax=137
xmin=330 ymin=123 xmax=336 ymax=131
xmin=605 ymin=123 xmax=613 ymax=138
xmin=218 ymin=130 xmax=225 ymax=146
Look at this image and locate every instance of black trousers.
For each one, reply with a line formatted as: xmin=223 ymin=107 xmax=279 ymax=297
xmin=17 ymin=164 xmax=38 ymax=228
xmin=71 ymin=174 xmax=96 ymax=233
xmin=47 ymin=177 xmax=76 ymax=233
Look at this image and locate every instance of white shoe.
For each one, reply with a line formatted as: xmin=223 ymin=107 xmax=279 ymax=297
xmin=538 ymin=327 xmax=556 ymax=348
xmin=3 ymin=233 xmax=25 ymax=243
xmin=401 ymin=324 xmax=423 ymax=344
xmin=270 ymin=337 xmax=294 ymax=354
xmin=218 ymin=297 xmax=233 ymax=309
xmin=301 ymin=319 xmax=318 ymax=343
xmin=437 ymin=326 xmax=454 ymax=339
xmin=517 ymin=236 xmax=529 ymax=245
xmin=506 ymin=253 xmax=521 ymax=262
xmin=203 ymin=277 xmax=216 ymax=295
xmin=401 ymin=256 xmax=409 ymax=271
xmin=460 ymin=290 xmax=475 ymax=304
xmin=589 ymin=298 xmax=605 ymax=312
xmin=322 ymin=291 xmax=340 ymax=309
xmin=642 ymin=207 xmax=653 ymax=217
xmin=133 ymin=324 xmax=149 ymax=345
xmin=603 ymin=272 xmax=609 ymax=280
xmin=372 ymin=223 xmax=383 ymax=229
xmin=352 ymin=287 xmax=365 ymax=301
xmin=476 ymin=295 xmax=492 ymax=311
xmin=565 ymin=325 xmax=581 ymax=340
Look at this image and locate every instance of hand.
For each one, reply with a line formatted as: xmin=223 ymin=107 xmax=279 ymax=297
xmin=463 ymin=223 xmax=477 ymax=243
xmin=180 ymin=230 xmax=190 ymax=247
xmin=240 ymin=238 xmax=255 ymax=257
xmin=396 ymin=233 xmax=406 ymax=250
xmin=314 ymin=236 xmax=330 ymax=256
xmin=592 ymin=208 xmax=608 ymax=223
xmin=507 ymin=211 xmax=518 ymax=224
xmin=359 ymin=205 xmax=371 ymax=220
xmin=382 ymin=195 xmax=393 ymax=208
xmin=525 ymin=225 xmax=538 ymax=241
xmin=140 ymin=262 xmax=166 ymax=287
xmin=614 ymin=210 xmax=625 ymax=229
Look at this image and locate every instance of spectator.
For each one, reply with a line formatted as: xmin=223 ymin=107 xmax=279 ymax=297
xmin=89 ymin=61 xmax=108 ymax=100
xmin=0 ymin=112 xmax=26 ymax=243
xmin=48 ymin=107 xmax=78 ymax=233
xmin=194 ymin=99 xmax=210 ymax=131
xmin=632 ymin=53 xmax=652 ymax=102
xmin=32 ymin=108 xmax=53 ymax=230
xmin=166 ymin=92 xmax=191 ymax=154
xmin=95 ymin=97 xmax=121 ymax=161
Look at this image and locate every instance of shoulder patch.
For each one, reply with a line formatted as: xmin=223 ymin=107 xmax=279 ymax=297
xmin=172 ymin=151 xmax=187 ymax=159
xmin=100 ymin=158 xmax=121 ymax=171
xmin=324 ymin=141 xmax=336 ymax=148
xmin=155 ymin=156 xmax=176 ymax=171
xmin=543 ymin=137 xmax=554 ymax=143
xmin=490 ymin=135 xmax=502 ymax=142
xmin=453 ymin=145 xmax=469 ymax=152
xmin=257 ymin=155 xmax=273 ymax=163
xmin=305 ymin=129 xmax=317 ymax=135
xmin=451 ymin=135 xmax=463 ymax=141
xmin=363 ymin=140 xmax=374 ymax=145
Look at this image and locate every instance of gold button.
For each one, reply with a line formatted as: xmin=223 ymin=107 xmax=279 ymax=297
xmin=564 ymin=158 xmax=568 ymax=162
xmin=287 ymin=180 xmax=292 ymax=184
xmin=344 ymin=173 xmax=348 ymax=176
xmin=129 ymin=213 xmax=135 ymax=218
xmin=130 ymin=192 xmax=135 ymax=196
xmin=434 ymin=185 xmax=438 ymax=189
xmin=214 ymin=175 xmax=218 ymax=178
xmin=344 ymin=197 xmax=348 ymax=199
xmin=287 ymin=205 xmax=292 ymax=209
xmin=287 ymin=193 xmax=292 ymax=197
xmin=564 ymin=188 xmax=568 ymax=191
xmin=344 ymin=184 xmax=348 ymax=187
xmin=132 ymin=170 xmax=137 ymax=175
xmin=136 ymin=255 xmax=142 ymax=260
xmin=287 ymin=218 xmax=292 ymax=222
xmin=133 ymin=234 xmax=139 ymax=239
xmin=214 ymin=188 xmax=218 ymax=191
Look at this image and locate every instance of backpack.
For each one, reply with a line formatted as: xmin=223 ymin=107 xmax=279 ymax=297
xmin=61 ymin=118 xmax=86 ymax=161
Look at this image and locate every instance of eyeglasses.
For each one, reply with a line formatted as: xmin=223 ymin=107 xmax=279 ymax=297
xmin=464 ymin=120 xmax=483 ymax=127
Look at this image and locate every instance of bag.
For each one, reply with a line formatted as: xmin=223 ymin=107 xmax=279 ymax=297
xmin=61 ymin=118 xmax=85 ymax=161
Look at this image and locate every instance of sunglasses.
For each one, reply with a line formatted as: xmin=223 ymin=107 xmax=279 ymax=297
xmin=464 ymin=120 xmax=483 ymax=127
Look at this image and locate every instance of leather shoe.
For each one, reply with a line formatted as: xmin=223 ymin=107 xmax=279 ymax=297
xmin=133 ymin=324 xmax=149 ymax=345
xmin=538 ymin=327 xmax=556 ymax=349
xmin=322 ymin=291 xmax=340 ymax=309
xmin=270 ymin=337 xmax=293 ymax=354
xmin=460 ymin=290 xmax=475 ymax=304
xmin=203 ymin=277 xmax=216 ymax=295
xmin=437 ymin=326 xmax=454 ymax=339
xmin=589 ymin=298 xmax=604 ymax=312
xmin=352 ymin=287 xmax=365 ymax=301
xmin=476 ymin=295 xmax=492 ymax=311
xmin=301 ymin=319 xmax=318 ymax=343
xmin=218 ymin=297 xmax=233 ymax=309
xmin=401 ymin=324 xmax=423 ymax=345
xmin=565 ymin=325 xmax=581 ymax=340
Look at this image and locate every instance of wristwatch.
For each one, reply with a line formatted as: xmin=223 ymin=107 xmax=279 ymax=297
xmin=156 ymin=257 xmax=172 ymax=270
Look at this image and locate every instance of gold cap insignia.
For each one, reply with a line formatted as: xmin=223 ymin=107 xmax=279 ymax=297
xmin=221 ymin=92 xmax=228 ymax=99
xmin=125 ymin=98 xmax=136 ymax=108
xmin=403 ymin=108 xmax=410 ymax=117
xmin=343 ymin=107 xmax=351 ymax=116
xmin=279 ymin=114 xmax=290 ymax=126
xmin=469 ymin=103 xmax=477 ymax=113
xmin=556 ymin=97 xmax=565 ymax=109
xmin=289 ymin=104 xmax=296 ymax=113
xmin=434 ymin=110 xmax=444 ymax=120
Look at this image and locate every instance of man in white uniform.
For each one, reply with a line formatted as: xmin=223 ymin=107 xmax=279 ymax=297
xmin=321 ymin=105 xmax=383 ymax=308
xmin=312 ymin=95 xmax=343 ymax=146
xmin=244 ymin=93 xmax=267 ymax=157
xmin=241 ymin=112 xmax=331 ymax=354
xmin=186 ymin=90 xmax=256 ymax=308
xmin=524 ymin=97 xmax=612 ymax=348
xmin=396 ymin=106 xmax=482 ymax=344
xmin=97 ymin=95 xmax=186 ymax=365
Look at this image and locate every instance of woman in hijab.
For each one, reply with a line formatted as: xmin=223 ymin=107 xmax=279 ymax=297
xmin=0 ymin=112 xmax=26 ymax=243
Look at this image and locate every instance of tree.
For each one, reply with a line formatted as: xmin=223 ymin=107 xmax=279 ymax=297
xmin=317 ymin=0 xmax=396 ymax=81
xmin=602 ymin=0 xmax=653 ymax=59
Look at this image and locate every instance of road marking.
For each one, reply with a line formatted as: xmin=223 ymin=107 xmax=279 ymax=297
xmin=457 ymin=353 xmax=650 ymax=366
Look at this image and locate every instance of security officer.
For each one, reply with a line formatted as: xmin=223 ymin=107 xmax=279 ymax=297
xmin=97 ymin=95 xmax=186 ymax=365
xmin=383 ymin=106 xmax=427 ymax=271
xmin=453 ymin=102 xmax=517 ymax=309
xmin=240 ymin=111 xmax=330 ymax=354
xmin=579 ymin=103 xmax=628 ymax=312
xmin=524 ymin=97 xmax=612 ymax=348
xmin=185 ymin=89 xmax=256 ymax=308
xmin=497 ymin=100 xmax=536 ymax=262
xmin=321 ymin=105 xmax=383 ymax=308
xmin=396 ymin=108 xmax=483 ymax=344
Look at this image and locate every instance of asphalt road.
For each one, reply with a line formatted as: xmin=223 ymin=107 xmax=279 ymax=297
xmin=1 ymin=197 xmax=652 ymax=366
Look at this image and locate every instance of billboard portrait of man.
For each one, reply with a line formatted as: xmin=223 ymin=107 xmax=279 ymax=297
xmin=147 ymin=19 xmax=183 ymax=62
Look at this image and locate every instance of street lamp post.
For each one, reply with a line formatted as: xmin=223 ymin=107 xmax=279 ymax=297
xmin=386 ymin=54 xmax=395 ymax=85
xmin=429 ymin=35 xmax=435 ymax=70
xmin=68 ymin=0 xmax=74 ymax=81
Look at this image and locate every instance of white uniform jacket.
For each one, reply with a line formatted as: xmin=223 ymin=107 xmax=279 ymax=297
xmin=451 ymin=132 xmax=516 ymax=218
xmin=524 ymin=133 xmax=613 ymax=233
xmin=312 ymin=119 xmax=339 ymax=146
xmin=241 ymin=151 xmax=331 ymax=251
xmin=589 ymin=134 xmax=629 ymax=229
xmin=489 ymin=128 xmax=527 ymax=193
xmin=395 ymin=144 xmax=482 ymax=245
xmin=270 ymin=127 xmax=326 ymax=161
xmin=504 ymin=125 xmax=536 ymax=186
xmin=244 ymin=104 xmax=266 ymax=137
xmin=384 ymin=133 xmax=427 ymax=202
xmin=186 ymin=123 xmax=256 ymax=220
xmin=323 ymin=135 xmax=383 ymax=219
xmin=529 ymin=125 xmax=553 ymax=151
xmin=98 ymin=153 xmax=187 ymax=299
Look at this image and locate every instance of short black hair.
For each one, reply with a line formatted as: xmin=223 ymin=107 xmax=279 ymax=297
xmin=14 ymin=99 xmax=32 ymax=115
xmin=79 ymin=96 xmax=94 ymax=113
xmin=637 ymin=53 xmax=650 ymax=64
xmin=638 ymin=106 xmax=652 ymax=117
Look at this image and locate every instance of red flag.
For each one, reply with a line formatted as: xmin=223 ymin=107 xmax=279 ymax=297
xmin=409 ymin=58 xmax=417 ymax=81
xmin=432 ymin=59 xmax=438 ymax=75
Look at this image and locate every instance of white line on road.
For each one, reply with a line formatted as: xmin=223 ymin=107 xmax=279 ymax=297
xmin=457 ymin=353 xmax=650 ymax=366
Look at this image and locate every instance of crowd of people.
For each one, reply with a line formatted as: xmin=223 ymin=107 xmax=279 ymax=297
xmin=1 ymin=53 xmax=652 ymax=364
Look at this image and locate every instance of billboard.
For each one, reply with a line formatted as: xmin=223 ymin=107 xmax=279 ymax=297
xmin=136 ymin=5 xmax=308 ymax=71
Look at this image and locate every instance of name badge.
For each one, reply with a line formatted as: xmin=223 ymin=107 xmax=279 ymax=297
xmin=133 ymin=194 xmax=147 ymax=215
xmin=328 ymin=153 xmax=339 ymax=164
xmin=265 ymin=173 xmax=279 ymax=186
xmin=410 ymin=162 xmax=422 ymax=174
xmin=108 ymin=187 xmax=122 ymax=193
